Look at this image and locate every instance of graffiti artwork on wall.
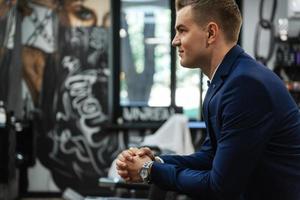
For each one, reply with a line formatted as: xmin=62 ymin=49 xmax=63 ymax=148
xmin=21 ymin=1 xmax=56 ymax=106
xmin=18 ymin=0 xmax=123 ymax=194
xmin=37 ymin=26 xmax=123 ymax=194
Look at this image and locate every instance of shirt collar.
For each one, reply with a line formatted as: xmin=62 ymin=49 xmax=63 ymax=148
xmin=209 ymin=62 xmax=221 ymax=81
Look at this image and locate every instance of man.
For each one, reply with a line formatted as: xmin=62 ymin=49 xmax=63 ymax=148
xmin=116 ymin=0 xmax=300 ymax=199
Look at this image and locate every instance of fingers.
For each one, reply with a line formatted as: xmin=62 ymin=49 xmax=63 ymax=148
xmin=137 ymin=147 xmax=151 ymax=155
xmin=120 ymin=148 xmax=137 ymax=162
xmin=117 ymin=169 xmax=129 ymax=179
xmin=116 ymin=148 xmax=138 ymax=174
xmin=118 ymin=170 xmax=131 ymax=182
xmin=116 ymin=148 xmax=141 ymax=182
xmin=129 ymin=147 xmax=139 ymax=154
xmin=116 ymin=156 xmax=130 ymax=181
xmin=137 ymin=147 xmax=155 ymax=160
xmin=129 ymin=147 xmax=140 ymax=155
xmin=116 ymin=158 xmax=127 ymax=169
xmin=116 ymin=151 xmax=131 ymax=172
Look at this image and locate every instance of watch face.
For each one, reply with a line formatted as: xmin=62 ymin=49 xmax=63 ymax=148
xmin=140 ymin=168 xmax=148 ymax=179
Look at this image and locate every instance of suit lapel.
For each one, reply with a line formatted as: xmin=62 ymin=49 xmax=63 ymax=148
xmin=203 ymin=80 xmax=223 ymax=120
xmin=203 ymin=45 xmax=244 ymax=150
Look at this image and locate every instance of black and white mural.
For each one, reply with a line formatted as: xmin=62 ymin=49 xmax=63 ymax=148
xmin=19 ymin=0 xmax=123 ymax=195
xmin=21 ymin=1 xmax=56 ymax=106
xmin=36 ymin=26 xmax=123 ymax=194
xmin=36 ymin=5 xmax=124 ymax=195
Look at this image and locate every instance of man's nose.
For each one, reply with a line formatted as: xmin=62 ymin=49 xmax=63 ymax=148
xmin=172 ymin=36 xmax=180 ymax=47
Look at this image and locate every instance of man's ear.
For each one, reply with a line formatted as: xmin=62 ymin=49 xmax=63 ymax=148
xmin=206 ymin=22 xmax=218 ymax=44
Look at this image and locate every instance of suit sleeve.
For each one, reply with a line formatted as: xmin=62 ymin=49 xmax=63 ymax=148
xmin=160 ymin=136 xmax=214 ymax=170
xmin=150 ymin=76 xmax=275 ymax=199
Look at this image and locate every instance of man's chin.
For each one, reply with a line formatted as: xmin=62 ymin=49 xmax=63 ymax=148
xmin=180 ymin=62 xmax=198 ymax=69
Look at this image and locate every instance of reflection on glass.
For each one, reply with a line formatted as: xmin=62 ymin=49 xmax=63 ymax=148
xmin=176 ymin=59 xmax=201 ymax=120
xmin=120 ymin=0 xmax=171 ymax=106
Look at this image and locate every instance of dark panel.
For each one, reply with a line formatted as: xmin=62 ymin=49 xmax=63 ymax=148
xmin=236 ymin=0 xmax=243 ymax=46
xmin=110 ymin=0 xmax=121 ymax=123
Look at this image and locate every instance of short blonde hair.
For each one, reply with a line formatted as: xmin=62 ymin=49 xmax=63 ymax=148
xmin=176 ymin=0 xmax=242 ymax=43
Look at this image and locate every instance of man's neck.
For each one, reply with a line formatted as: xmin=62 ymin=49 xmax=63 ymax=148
xmin=203 ymin=43 xmax=235 ymax=80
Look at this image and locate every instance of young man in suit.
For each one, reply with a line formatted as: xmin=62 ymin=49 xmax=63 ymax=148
xmin=116 ymin=0 xmax=300 ymax=199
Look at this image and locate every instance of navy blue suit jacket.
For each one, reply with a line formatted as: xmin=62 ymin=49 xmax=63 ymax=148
xmin=150 ymin=45 xmax=300 ymax=200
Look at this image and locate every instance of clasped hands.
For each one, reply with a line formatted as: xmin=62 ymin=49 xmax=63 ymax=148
xmin=116 ymin=147 xmax=154 ymax=183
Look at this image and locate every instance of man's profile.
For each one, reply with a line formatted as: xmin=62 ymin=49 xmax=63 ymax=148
xmin=116 ymin=0 xmax=300 ymax=199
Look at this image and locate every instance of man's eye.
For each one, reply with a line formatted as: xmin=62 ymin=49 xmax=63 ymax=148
xmin=178 ymin=29 xmax=184 ymax=33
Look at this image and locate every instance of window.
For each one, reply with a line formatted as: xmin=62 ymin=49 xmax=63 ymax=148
xmin=120 ymin=0 xmax=171 ymax=106
xmin=111 ymin=0 xmax=203 ymax=122
xmin=176 ymin=62 xmax=202 ymax=120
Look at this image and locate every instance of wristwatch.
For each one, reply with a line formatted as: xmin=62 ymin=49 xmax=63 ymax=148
xmin=139 ymin=161 xmax=154 ymax=184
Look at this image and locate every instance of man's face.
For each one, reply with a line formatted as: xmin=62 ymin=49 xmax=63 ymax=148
xmin=172 ymin=6 xmax=209 ymax=68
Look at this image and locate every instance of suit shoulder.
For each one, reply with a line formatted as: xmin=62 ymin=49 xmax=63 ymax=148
xmin=232 ymin=55 xmax=281 ymax=85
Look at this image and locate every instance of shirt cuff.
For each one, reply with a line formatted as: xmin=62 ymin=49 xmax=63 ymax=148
xmin=155 ymin=156 xmax=164 ymax=163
